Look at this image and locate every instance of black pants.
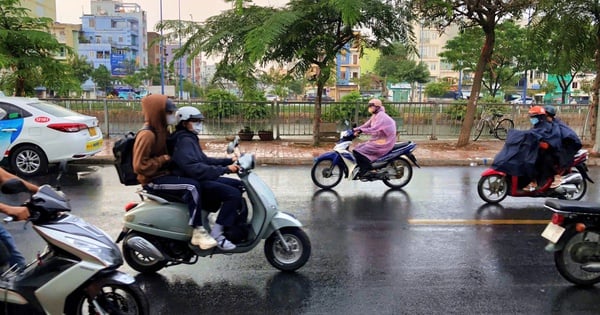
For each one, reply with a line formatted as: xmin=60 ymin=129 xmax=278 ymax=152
xmin=353 ymin=151 xmax=372 ymax=174
xmin=201 ymin=177 xmax=243 ymax=227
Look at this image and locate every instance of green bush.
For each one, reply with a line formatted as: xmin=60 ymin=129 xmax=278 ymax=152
xmin=202 ymin=89 xmax=239 ymax=119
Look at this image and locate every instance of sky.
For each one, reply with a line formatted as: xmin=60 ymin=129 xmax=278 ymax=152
xmin=56 ymin=0 xmax=287 ymax=30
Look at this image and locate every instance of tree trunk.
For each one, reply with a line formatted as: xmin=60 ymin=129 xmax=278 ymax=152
xmin=591 ymin=46 xmax=600 ymax=150
xmin=312 ymin=83 xmax=324 ymax=146
xmin=15 ymin=76 xmax=25 ymax=96
xmin=457 ymin=32 xmax=495 ymax=147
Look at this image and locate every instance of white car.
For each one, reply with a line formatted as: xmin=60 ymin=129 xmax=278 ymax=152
xmin=509 ymin=97 xmax=534 ymax=105
xmin=0 ymin=97 xmax=103 ymax=176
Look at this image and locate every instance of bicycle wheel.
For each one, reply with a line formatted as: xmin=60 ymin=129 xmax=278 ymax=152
xmin=493 ymin=119 xmax=514 ymax=140
xmin=472 ymin=119 xmax=485 ymax=141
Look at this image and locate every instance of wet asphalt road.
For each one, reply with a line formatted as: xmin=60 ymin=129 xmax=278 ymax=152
xmin=4 ymin=165 xmax=600 ymax=314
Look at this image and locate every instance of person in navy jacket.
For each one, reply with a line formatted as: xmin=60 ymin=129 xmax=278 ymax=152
xmin=169 ymin=106 xmax=242 ymax=251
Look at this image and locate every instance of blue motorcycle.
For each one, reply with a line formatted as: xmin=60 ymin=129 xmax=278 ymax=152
xmin=311 ymin=129 xmax=420 ymax=189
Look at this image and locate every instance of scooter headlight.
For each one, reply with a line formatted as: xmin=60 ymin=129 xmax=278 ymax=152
xmin=63 ymin=235 xmax=122 ymax=267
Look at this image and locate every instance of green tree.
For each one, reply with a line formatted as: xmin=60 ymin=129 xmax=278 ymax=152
xmin=68 ymin=54 xmax=94 ymax=86
xmin=425 ymin=81 xmax=450 ymax=98
xmin=535 ymin=0 xmax=600 ymax=145
xmin=374 ymin=43 xmax=429 ymax=100
xmin=414 ymin=0 xmax=533 ymax=147
xmin=245 ymin=0 xmax=414 ymax=145
xmin=0 ymin=0 xmax=71 ymax=96
xmin=440 ymin=21 xmax=529 ymax=97
xmin=532 ymin=9 xmax=595 ymax=104
xmin=90 ymin=65 xmax=113 ymax=95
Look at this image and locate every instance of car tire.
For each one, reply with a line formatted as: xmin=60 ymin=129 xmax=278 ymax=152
xmin=9 ymin=144 xmax=48 ymax=177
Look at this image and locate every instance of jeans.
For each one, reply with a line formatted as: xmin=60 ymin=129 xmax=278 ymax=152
xmin=0 ymin=224 xmax=25 ymax=269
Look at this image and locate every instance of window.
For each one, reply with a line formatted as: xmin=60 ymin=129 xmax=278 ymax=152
xmin=572 ymin=82 xmax=579 ymax=89
xmin=352 ymin=72 xmax=358 ymax=79
xmin=0 ymin=103 xmax=31 ymax=120
xmin=352 ymin=55 xmax=358 ymax=65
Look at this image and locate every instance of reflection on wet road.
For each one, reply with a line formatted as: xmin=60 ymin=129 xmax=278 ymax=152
xmin=4 ymin=164 xmax=600 ymax=314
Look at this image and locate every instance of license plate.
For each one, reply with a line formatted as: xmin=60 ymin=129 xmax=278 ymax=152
xmin=86 ymin=138 xmax=103 ymax=151
xmin=88 ymin=127 xmax=97 ymax=136
xmin=541 ymin=223 xmax=566 ymax=243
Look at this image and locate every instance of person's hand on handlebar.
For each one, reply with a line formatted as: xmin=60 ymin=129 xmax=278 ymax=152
xmin=226 ymin=164 xmax=240 ymax=174
xmin=4 ymin=205 xmax=29 ymax=221
xmin=353 ymin=128 xmax=362 ymax=136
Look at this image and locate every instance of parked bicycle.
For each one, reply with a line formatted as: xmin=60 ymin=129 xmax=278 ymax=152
xmin=472 ymin=110 xmax=514 ymax=141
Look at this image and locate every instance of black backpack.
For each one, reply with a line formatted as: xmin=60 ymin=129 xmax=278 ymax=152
xmin=113 ymin=126 xmax=153 ymax=186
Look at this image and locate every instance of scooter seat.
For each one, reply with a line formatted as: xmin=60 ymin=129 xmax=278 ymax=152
xmin=393 ymin=141 xmax=412 ymax=150
xmin=146 ymin=191 xmax=186 ymax=203
xmin=545 ymin=199 xmax=600 ymax=215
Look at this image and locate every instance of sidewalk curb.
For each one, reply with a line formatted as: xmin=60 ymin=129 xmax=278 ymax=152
xmin=75 ymin=155 xmax=497 ymax=167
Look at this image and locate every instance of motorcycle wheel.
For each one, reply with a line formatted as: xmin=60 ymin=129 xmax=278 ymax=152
xmin=382 ymin=158 xmax=413 ymax=189
xmin=563 ymin=168 xmax=587 ymax=201
xmin=264 ymin=227 xmax=311 ymax=272
xmin=122 ymin=232 xmax=167 ymax=274
xmin=311 ymin=159 xmax=343 ymax=189
xmin=554 ymin=229 xmax=600 ymax=287
xmin=477 ymin=175 xmax=508 ymax=203
xmin=65 ymin=280 xmax=149 ymax=315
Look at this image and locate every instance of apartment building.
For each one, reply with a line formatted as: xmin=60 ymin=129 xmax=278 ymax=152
xmin=79 ymin=0 xmax=147 ymax=75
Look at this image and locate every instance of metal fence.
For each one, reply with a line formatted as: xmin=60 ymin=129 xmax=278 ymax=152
xmin=48 ymin=98 xmax=593 ymax=141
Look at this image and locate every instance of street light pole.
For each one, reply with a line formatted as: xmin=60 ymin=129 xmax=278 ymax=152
xmin=160 ymin=0 xmax=165 ymax=94
xmin=190 ymin=14 xmax=194 ymax=99
xmin=178 ymin=0 xmax=183 ymax=100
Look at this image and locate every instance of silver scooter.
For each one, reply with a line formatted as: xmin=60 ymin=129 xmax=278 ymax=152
xmin=115 ymin=136 xmax=311 ymax=273
xmin=0 ymin=173 xmax=148 ymax=314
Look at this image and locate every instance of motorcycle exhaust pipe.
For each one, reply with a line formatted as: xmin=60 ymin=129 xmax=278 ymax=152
xmin=554 ymin=184 xmax=577 ymax=194
xmin=581 ymin=262 xmax=600 ymax=273
xmin=125 ymin=236 xmax=165 ymax=260
xmin=562 ymin=173 xmax=583 ymax=185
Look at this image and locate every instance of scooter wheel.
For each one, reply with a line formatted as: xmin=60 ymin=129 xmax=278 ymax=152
xmin=477 ymin=175 xmax=508 ymax=203
xmin=122 ymin=232 xmax=167 ymax=274
xmin=265 ymin=227 xmax=311 ymax=272
xmin=311 ymin=159 xmax=343 ymax=189
xmin=65 ymin=279 xmax=149 ymax=315
xmin=554 ymin=229 xmax=600 ymax=287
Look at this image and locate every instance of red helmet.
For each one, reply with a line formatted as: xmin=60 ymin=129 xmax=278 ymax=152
xmin=528 ymin=105 xmax=546 ymax=117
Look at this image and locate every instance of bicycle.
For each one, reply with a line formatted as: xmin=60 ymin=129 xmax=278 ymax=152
xmin=472 ymin=110 xmax=514 ymax=141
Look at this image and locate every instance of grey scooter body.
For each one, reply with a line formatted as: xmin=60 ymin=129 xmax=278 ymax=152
xmin=0 ymin=183 xmax=148 ymax=314
xmin=117 ymin=145 xmax=311 ymax=272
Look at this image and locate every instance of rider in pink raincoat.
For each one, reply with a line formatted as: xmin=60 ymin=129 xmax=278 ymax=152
xmin=352 ymin=98 xmax=397 ymax=176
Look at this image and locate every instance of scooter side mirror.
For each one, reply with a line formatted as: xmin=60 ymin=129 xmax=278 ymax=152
xmin=1 ymin=178 xmax=29 ymax=195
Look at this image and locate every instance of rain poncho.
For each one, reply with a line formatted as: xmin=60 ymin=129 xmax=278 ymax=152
xmin=353 ymin=106 xmax=397 ymax=161
xmin=491 ymin=118 xmax=580 ymax=181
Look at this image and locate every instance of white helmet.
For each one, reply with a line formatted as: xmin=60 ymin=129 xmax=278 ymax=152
xmin=176 ymin=106 xmax=204 ymax=124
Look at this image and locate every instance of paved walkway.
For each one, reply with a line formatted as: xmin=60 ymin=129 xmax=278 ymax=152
xmin=87 ymin=136 xmax=600 ymax=167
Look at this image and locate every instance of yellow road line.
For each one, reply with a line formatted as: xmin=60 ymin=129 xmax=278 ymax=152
xmin=408 ymin=219 xmax=548 ymax=225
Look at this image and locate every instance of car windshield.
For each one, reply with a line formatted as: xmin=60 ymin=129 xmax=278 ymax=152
xmin=27 ymin=100 xmax=84 ymax=117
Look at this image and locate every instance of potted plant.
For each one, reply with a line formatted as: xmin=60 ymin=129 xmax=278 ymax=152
xmin=258 ymin=129 xmax=274 ymax=141
xmin=238 ymin=126 xmax=255 ymax=141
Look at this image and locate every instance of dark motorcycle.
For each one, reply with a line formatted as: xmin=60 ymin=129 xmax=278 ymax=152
xmin=541 ymin=199 xmax=600 ymax=286
xmin=311 ymin=129 xmax=419 ymax=189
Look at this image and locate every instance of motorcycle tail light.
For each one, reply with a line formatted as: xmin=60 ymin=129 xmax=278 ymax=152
xmin=576 ymin=223 xmax=586 ymax=232
xmin=551 ymin=213 xmax=565 ymax=225
xmin=124 ymin=202 xmax=138 ymax=211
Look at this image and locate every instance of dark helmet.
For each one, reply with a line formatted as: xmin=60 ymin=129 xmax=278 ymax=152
xmin=544 ymin=105 xmax=556 ymax=117
xmin=528 ymin=105 xmax=546 ymax=117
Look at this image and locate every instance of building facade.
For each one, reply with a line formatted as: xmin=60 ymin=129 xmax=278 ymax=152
xmin=80 ymin=0 xmax=147 ymax=75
